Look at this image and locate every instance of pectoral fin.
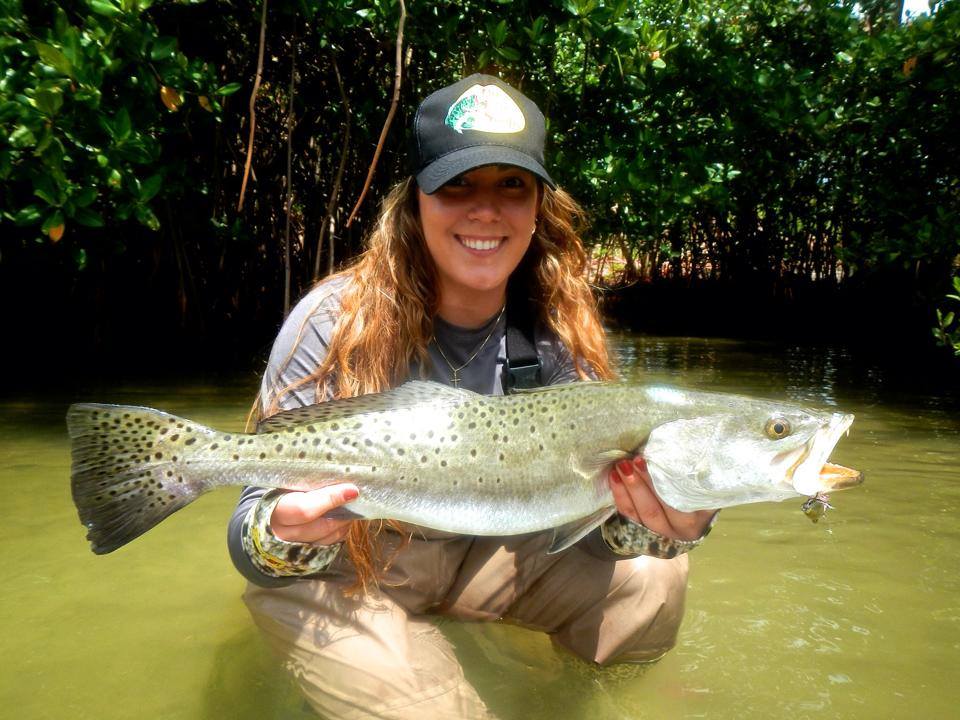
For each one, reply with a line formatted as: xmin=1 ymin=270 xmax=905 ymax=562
xmin=547 ymin=506 xmax=617 ymax=554
xmin=321 ymin=505 xmax=365 ymax=521
xmin=572 ymin=448 xmax=633 ymax=480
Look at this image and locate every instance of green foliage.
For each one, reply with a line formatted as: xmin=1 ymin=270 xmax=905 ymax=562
xmin=933 ymin=274 xmax=960 ymax=355
xmin=0 ymin=0 xmax=957 ymax=355
xmin=0 ymin=0 xmax=231 ymax=248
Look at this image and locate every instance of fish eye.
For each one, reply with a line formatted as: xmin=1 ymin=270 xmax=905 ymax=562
xmin=765 ymin=417 xmax=791 ymax=439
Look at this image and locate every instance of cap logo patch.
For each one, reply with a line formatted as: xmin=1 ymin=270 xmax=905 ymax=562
xmin=444 ymin=84 xmax=526 ymax=135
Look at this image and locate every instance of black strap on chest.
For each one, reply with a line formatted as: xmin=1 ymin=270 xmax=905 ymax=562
xmin=502 ymin=283 xmax=542 ymax=393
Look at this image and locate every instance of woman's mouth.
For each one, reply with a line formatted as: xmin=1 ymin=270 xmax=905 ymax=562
xmin=456 ymin=234 xmax=505 ymax=252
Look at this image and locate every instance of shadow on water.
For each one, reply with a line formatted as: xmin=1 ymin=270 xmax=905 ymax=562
xmin=202 ymin=626 xmax=315 ymax=720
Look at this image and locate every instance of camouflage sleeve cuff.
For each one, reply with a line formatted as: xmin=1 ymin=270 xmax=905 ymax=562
xmin=601 ymin=511 xmax=719 ymax=559
xmin=241 ymin=489 xmax=341 ymax=577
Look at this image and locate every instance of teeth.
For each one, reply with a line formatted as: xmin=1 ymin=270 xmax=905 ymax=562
xmin=459 ymin=236 xmax=502 ymax=251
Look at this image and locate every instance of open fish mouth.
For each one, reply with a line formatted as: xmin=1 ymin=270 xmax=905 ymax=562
xmin=819 ymin=462 xmax=863 ymax=490
xmin=792 ymin=413 xmax=863 ymax=496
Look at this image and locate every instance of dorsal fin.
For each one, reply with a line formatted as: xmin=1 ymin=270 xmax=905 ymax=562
xmin=256 ymin=381 xmax=477 ymax=433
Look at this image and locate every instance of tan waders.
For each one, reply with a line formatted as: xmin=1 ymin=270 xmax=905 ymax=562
xmin=244 ymin=528 xmax=689 ymax=719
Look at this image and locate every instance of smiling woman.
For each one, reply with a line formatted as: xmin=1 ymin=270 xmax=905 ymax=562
xmin=419 ymin=165 xmax=540 ymax=325
xmin=227 ymin=73 xmax=717 ymax=719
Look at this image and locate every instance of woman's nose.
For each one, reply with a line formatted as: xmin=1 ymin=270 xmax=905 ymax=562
xmin=465 ymin=188 xmax=501 ymax=222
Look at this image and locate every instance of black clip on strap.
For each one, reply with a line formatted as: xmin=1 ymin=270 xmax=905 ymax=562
xmin=503 ymin=291 xmax=542 ymax=393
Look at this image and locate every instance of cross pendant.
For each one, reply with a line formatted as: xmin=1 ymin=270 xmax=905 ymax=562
xmin=450 ymin=370 xmax=461 ymax=388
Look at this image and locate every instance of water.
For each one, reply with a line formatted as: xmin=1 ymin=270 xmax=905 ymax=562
xmin=2 ymin=336 xmax=958 ymax=719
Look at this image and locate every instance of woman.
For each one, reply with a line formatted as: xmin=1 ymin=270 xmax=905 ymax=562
xmin=228 ymin=74 xmax=717 ymax=719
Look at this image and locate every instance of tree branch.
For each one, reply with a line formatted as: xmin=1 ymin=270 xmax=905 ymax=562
xmin=345 ymin=0 xmax=406 ymax=227
xmin=282 ymin=22 xmax=297 ymax=315
xmin=315 ymin=50 xmax=352 ymax=281
xmin=238 ymin=0 xmax=268 ymax=212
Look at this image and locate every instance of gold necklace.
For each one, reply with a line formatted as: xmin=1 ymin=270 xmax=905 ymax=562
xmin=432 ymin=306 xmax=506 ymax=388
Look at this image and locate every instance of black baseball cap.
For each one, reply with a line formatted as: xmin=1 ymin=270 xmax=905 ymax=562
xmin=410 ymin=74 xmax=555 ymax=194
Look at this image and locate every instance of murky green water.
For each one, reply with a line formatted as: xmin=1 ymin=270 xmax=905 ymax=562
xmin=2 ymin=335 xmax=958 ymax=719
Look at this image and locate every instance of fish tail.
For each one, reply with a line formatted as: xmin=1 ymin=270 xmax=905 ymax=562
xmin=67 ymin=403 xmax=214 ymax=554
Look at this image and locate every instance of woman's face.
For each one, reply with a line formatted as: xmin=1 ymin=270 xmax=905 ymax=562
xmin=418 ymin=165 xmax=540 ymax=313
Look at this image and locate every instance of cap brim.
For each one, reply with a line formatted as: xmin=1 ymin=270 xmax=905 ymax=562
xmin=415 ymin=145 xmax=555 ymax=194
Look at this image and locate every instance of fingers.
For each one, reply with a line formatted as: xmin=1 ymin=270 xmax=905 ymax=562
xmin=270 ymin=484 xmax=359 ymax=545
xmin=610 ymin=457 xmax=671 ymax=534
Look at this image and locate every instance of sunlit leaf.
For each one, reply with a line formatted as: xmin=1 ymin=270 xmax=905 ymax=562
xmin=214 ymin=82 xmax=242 ymax=96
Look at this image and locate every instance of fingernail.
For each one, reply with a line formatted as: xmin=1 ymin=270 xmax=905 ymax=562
xmin=633 ymin=457 xmax=648 ymax=473
xmin=343 ymin=487 xmax=359 ymax=501
xmin=609 ymin=469 xmax=622 ymax=484
xmin=617 ymin=460 xmax=634 ymax=476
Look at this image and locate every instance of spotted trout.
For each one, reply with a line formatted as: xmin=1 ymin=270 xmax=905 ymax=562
xmin=68 ymin=381 xmax=863 ymax=554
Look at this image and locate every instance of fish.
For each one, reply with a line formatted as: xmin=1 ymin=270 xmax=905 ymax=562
xmin=67 ymin=381 xmax=863 ymax=555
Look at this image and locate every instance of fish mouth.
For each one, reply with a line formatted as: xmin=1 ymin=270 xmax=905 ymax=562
xmin=819 ymin=462 xmax=864 ymax=490
xmin=792 ymin=413 xmax=863 ymax=496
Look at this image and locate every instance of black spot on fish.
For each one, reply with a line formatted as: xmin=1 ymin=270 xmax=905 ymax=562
xmin=275 ymin=444 xmax=283 ymax=453
xmin=185 ymin=437 xmax=196 ymax=445
xmin=298 ymin=451 xmax=306 ymax=459
xmin=259 ymin=453 xmax=266 ymax=459
xmin=233 ymin=454 xmax=240 ymax=460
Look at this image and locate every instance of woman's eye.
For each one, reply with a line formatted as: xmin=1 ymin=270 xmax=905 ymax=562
xmin=501 ymin=176 xmax=526 ymax=188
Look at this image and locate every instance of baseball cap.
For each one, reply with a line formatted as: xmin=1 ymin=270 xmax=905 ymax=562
xmin=410 ymin=74 xmax=555 ymax=194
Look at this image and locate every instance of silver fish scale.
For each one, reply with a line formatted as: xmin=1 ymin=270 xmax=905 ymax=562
xmin=191 ymin=384 xmax=631 ymax=535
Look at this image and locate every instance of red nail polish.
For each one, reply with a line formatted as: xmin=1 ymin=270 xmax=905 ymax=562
xmin=609 ymin=469 xmax=622 ymax=484
xmin=633 ymin=457 xmax=648 ymax=473
xmin=343 ymin=487 xmax=359 ymax=501
xmin=617 ymin=460 xmax=634 ymax=476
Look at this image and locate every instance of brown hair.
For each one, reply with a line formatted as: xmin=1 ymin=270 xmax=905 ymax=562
xmin=261 ymin=177 xmax=614 ymax=590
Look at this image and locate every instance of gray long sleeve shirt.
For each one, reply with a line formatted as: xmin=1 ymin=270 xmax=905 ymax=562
xmin=227 ymin=276 xmax=627 ymax=587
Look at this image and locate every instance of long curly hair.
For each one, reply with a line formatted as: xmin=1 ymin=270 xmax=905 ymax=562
xmin=261 ymin=176 xmax=614 ymax=591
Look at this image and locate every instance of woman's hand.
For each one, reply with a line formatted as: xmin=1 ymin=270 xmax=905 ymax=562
xmin=609 ymin=457 xmax=717 ymax=541
xmin=270 ymin=484 xmax=359 ymax=545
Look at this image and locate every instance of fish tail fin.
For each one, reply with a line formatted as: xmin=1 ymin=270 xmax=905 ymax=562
xmin=67 ymin=403 xmax=215 ymax=554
